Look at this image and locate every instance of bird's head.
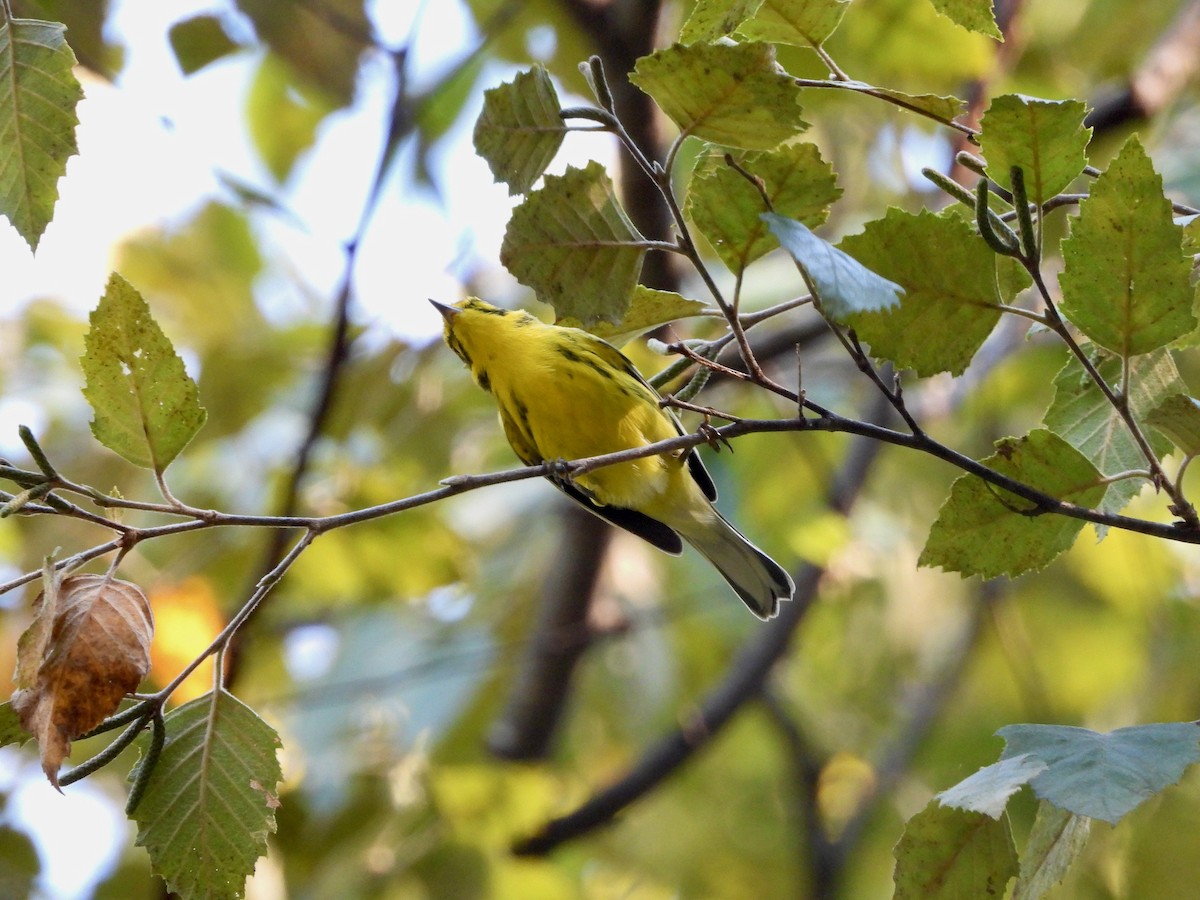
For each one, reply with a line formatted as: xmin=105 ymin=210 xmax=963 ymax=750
xmin=430 ymin=297 xmax=538 ymax=385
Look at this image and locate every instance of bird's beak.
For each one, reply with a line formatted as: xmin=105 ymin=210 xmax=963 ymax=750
xmin=429 ymin=299 xmax=459 ymax=321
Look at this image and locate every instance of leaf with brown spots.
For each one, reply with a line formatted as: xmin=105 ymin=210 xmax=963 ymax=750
xmin=11 ymin=574 xmax=154 ymax=788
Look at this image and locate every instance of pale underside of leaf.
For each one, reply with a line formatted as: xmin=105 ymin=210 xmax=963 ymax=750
xmin=999 ymin=722 xmax=1200 ymax=825
xmin=1146 ymin=393 xmax=1200 ymax=456
xmin=1012 ymin=801 xmax=1091 ymax=900
xmin=1043 ymin=349 xmax=1179 ymax=523
xmin=937 ymin=753 xmax=1049 ymax=819
xmin=764 ymin=212 xmax=902 ymax=321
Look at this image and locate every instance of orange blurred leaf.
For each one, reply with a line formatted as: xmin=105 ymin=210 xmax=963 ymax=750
xmin=149 ymin=578 xmax=224 ymax=704
xmin=11 ymin=574 xmax=154 ymax=788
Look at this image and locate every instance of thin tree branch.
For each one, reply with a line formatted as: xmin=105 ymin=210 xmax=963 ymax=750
xmin=8 ymin=387 xmax=1200 ymax=597
xmin=223 ymin=42 xmax=420 ymax=684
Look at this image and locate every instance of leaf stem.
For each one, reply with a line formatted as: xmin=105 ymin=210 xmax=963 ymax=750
xmin=811 ymin=44 xmax=850 ymax=82
xmin=1098 ymin=469 xmax=1154 ymax=485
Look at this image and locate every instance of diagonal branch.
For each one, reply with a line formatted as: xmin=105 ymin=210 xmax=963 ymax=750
xmin=223 ymin=44 xmax=417 ymax=684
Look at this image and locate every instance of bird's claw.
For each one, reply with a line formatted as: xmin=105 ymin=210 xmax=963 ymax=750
xmin=698 ymin=420 xmax=732 ymax=453
xmin=545 ymin=457 xmax=575 ymax=487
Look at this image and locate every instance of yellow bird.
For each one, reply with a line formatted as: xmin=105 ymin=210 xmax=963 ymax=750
xmin=433 ymin=298 xmax=794 ymax=619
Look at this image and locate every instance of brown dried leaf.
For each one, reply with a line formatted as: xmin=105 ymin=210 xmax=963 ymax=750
xmin=11 ymin=574 xmax=154 ymax=788
xmin=13 ymin=564 xmax=60 ymax=692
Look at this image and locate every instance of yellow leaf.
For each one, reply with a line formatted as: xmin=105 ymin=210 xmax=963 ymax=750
xmin=149 ymin=578 xmax=224 ymax=705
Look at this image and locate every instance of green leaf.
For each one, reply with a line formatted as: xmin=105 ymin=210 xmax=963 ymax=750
xmin=1012 ymin=802 xmax=1091 ymax=900
xmin=840 ymin=209 xmax=1005 ymax=377
xmin=1059 ymin=136 xmax=1196 ymax=357
xmin=0 ymin=825 xmax=40 ymax=900
xmin=235 ymin=0 xmax=369 ymax=106
xmin=81 ymin=273 xmax=208 ymax=472
xmin=558 ymin=286 xmax=707 ymax=346
xmin=936 ymin=754 xmax=1049 ymax=818
xmin=919 ymin=429 xmax=1106 ymax=578
xmin=168 ymin=14 xmax=241 ymax=75
xmin=893 ymin=802 xmax=1017 ymax=900
xmin=630 ymin=42 xmax=807 ymax=149
xmin=247 ymin=55 xmax=335 ymax=183
xmin=500 ymin=161 xmax=645 ymax=324
xmin=928 ymin=0 xmax=1002 ymax=39
xmin=0 ymin=701 xmax=28 ymax=747
xmin=414 ymin=49 xmax=486 ymax=177
xmin=0 ymin=17 xmax=83 ymax=250
xmin=472 ymin=65 xmax=565 ymax=195
xmin=686 ymin=144 xmax=841 ymax=274
xmin=130 ymin=691 xmax=282 ymax=900
xmin=763 ymin=212 xmax=903 ymax=321
xmin=680 ymin=0 xmax=765 ymax=43
xmin=116 ymin=201 xmax=265 ymax=346
xmin=979 ymin=94 xmax=1091 ymax=202
xmin=998 ymin=722 xmax=1200 ymax=825
xmin=737 ymin=0 xmax=849 ymax=47
xmin=1044 ymin=349 xmax=1179 ymax=519
xmin=1146 ymin=393 xmax=1200 ymax=456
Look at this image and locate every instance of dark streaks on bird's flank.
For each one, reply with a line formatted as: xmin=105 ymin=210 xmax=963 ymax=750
xmin=513 ymin=398 xmax=533 ymax=438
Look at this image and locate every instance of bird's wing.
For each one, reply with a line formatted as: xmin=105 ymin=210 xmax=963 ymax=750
xmin=498 ymin=382 xmax=685 ymax=554
xmin=582 ymin=335 xmax=719 ymax=503
xmin=555 ymin=480 xmax=685 ymax=555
